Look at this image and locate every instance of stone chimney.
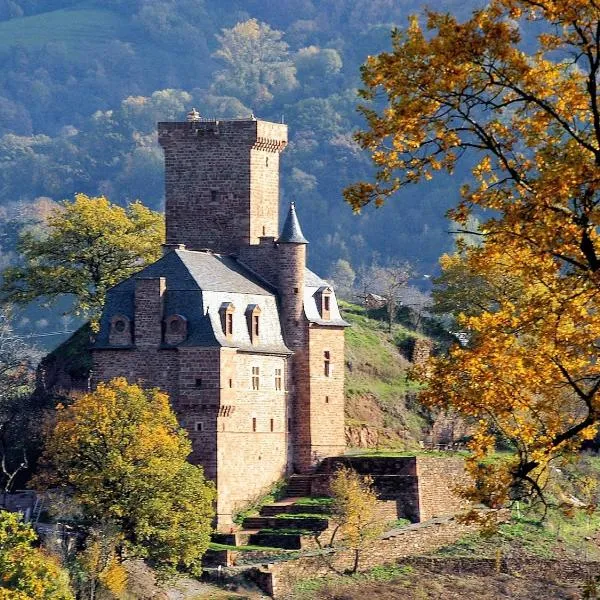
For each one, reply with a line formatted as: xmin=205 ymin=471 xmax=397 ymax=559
xmin=134 ymin=277 xmax=166 ymax=348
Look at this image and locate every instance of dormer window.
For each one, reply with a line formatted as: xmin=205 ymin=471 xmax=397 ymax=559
xmin=316 ymin=286 xmax=333 ymax=320
xmin=109 ymin=314 xmax=131 ymax=346
xmin=246 ymin=304 xmax=261 ymax=344
xmin=219 ymin=302 xmax=235 ymax=338
xmin=164 ymin=314 xmax=187 ymax=345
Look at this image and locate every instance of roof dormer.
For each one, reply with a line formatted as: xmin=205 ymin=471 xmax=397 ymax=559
xmin=245 ymin=304 xmax=262 ymax=344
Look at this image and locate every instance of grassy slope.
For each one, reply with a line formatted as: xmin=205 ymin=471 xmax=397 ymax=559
xmin=0 ymin=7 xmax=131 ymax=54
xmin=342 ymin=301 xmax=432 ymax=448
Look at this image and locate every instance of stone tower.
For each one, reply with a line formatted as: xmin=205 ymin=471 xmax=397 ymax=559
xmin=158 ymin=118 xmax=287 ymax=254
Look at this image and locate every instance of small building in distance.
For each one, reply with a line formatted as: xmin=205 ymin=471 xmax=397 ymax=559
xmin=90 ymin=114 xmax=349 ymax=527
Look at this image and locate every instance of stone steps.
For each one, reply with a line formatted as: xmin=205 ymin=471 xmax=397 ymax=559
xmin=241 ymin=514 xmax=329 ymax=531
xmin=285 ymin=475 xmax=313 ymax=496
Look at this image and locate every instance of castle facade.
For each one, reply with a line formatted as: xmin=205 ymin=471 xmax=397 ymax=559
xmin=91 ymin=116 xmax=348 ymax=526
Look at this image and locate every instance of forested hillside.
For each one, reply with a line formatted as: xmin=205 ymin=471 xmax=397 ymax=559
xmin=0 ymin=0 xmax=482 ymax=341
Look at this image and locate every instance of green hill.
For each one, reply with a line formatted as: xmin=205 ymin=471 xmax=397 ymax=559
xmin=0 ymin=8 xmax=130 ymax=54
xmin=342 ymin=302 xmax=444 ymax=449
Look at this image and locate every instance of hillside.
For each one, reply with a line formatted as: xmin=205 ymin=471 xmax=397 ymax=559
xmin=0 ymin=8 xmax=130 ymax=53
xmin=0 ymin=0 xmax=488 ymax=341
xmin=341 ymin=302 xmax=452 ymax=449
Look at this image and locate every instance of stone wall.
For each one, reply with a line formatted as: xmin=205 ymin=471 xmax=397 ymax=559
xmin=93 ymin=341 xmax=291 ymax=526
xmin=312 ymin=456 xmax=466 ymax=524
xmin=254 ymin=516 xmax=485 ymax=598
xmin=416 ymin=457 xmax=470 ymax=521
xmin=296 ymin=325 xmax=345 ymax=470
xmin=216 ymin=349 xmax=289 ymax=527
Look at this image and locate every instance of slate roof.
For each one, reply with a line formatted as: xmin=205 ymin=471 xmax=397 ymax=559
xmin=278 ymin=202 xmax=309 ymax=244
xmin=94 ymin=248 xmax=348 ymax=352
xmin=93 ymin=250 xmax=289 ymax=353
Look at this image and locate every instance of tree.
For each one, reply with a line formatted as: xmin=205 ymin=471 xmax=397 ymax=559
xmin=0 ymin=310 xmax=40 ymax=498
xmin=1 ymin=194 xmax=164 ymax=323
xmin=212 ymin=19 xmax=298 ymax=107
xmin=0 ymin=510 xmax=73 ymax=599
xmin=356 ymin=260 xmax=411 ymax=332
xmin=35 ymin=378 xmax=215 ymax=576
xmin=328 ymin=259 xmax=355 ymax=300
xmin=327 ymin=467 xmax=383 ymax=574
xmin=344 ymin=1 xmax=600 ymax=509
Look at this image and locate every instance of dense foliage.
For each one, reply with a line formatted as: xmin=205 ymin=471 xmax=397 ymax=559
xmin=0 ymin=510 xmax=73 ymax=599
xmin=36 ymin=378 xmax=215 ymax=575
xmin=348 ymin=0 xmax=600 ymax=511
xmin=0 ymin=194 xmax=164 ymax=322
xmin=0 ymin=0 xmax=484 ymax=333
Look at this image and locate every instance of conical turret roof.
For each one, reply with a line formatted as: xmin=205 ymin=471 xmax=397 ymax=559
xmin=278 ymin=202 xmax=308 ymax=244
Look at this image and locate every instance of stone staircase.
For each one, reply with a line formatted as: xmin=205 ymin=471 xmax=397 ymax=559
xmin=284 ymin=474 xmax=314 ymax=497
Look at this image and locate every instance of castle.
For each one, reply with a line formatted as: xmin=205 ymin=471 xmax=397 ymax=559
xmin=90 ymin=114 xmax=348 ymax=526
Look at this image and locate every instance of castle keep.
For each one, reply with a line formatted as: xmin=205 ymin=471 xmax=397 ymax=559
xmin=91 ymin=115 xmax=348 ymax=526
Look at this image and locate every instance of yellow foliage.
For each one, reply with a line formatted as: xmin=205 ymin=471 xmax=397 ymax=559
xmin=328 ymin=467 xmax=384 ymax=572
xmin=0 ymin=194 xmax=164 ymax=323
xmin=346 ymin=1 xmax=600 ymax=506
xmin=0 ymin=511 xmax=73 ymax=600
xmin=36 ymin=378 xmax=215 ymax=576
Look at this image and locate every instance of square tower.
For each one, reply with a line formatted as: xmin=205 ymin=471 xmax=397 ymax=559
xmin=158 ymin=118 xmax=287 ymax=255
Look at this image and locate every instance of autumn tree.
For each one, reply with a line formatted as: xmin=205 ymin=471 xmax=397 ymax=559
xmin=35 ymin=378 xmax=215 ymax=576
xmin=327 ymin=467 xmax=383 ymax=574
xmin=1 ymin=194 xmax=164 ymax=323
xmin=0 ymin=510 xmax=73 ymax=599
xmin=345 ymin=1 xmax=600 ymax=509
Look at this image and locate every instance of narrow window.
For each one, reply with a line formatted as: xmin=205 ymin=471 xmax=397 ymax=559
xmin=324 ymin=351 xmax=331 ymax=377
xmin=253 ymin=314 xmax=260 ymax=338
xmin=246 ymin=305 xmax=261 ymax=343
xmin=275 ymin=368 xmax=282 ymax=391
xmin=252 ymin=417 xmax=257 ymax=432
xmin=220 ymin=302 xmax=235 ymax=338
xmin=270 ymin=418 xmax=274 ymax=432
xmin=229 ymin=378 xmax=233 ymax=388
xmin=195 ymin=378 xmax=202 ymax=388
xmin=325 ymin=395 xmax=329 ymax=404
xmin=252 ymin=366 xmax=260 ymax=390
xmin=265 ymin=156 xmax=269 ymax=167
xmin=211 ymin=190 xmax=217 ymax=202
xmin=324 ymin=295 xmax=331 ymax=312
xmin=195 ymin=422 xmax=203 ymax=432
xmin=294 ymin=287 xmax=299 ymax=294
xmin=262 ymin=225 xmax=266 ymax=235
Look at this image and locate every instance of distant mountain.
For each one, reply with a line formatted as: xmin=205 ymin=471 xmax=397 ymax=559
xmin=0 ymin=0 xmax=485 ymax=345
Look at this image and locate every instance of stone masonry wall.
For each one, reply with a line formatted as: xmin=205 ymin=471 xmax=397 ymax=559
xmin=303 ymin=325 xmax=346 ymax=466
xmin=416 ymin=457 xmax=470 ymax=521
xmin=158 ymin=120 xmax=287 ymax=254
xmin=134 ymin=278 xmax=165 ymax=348
xmin=256 ymin=516 xmax=485 ymax=598
xmin=237 ymin=239 xmax=280 ymax=288
xmin=215 ymin=349 xmax=289 ymax=526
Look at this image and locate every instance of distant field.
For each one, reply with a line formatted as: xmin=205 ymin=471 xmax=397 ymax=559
xmin=0 ymin=8 xmax=131 ymax=54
